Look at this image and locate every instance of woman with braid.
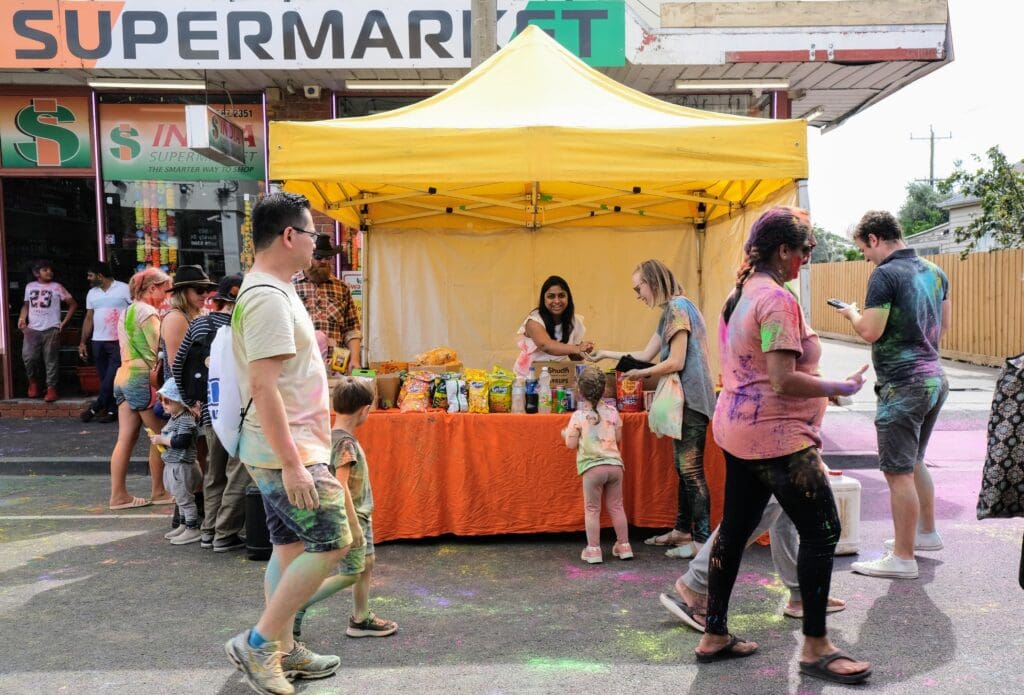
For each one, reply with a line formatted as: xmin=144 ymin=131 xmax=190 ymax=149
xmin=695 ymin=207 xmax=873 ymax=685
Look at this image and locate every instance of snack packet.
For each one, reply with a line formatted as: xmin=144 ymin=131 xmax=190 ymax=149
xmin=458 ymin=379 xmax=469 ymax=412
xmin=615 ymin=371 xmax=643 ymax=413
xmin=465 ymin=368 xmax=490 ymax=414
xmin=446 ymin=376 xmax=460 ymax=413
xmin=488 ymin=366 xmax=515 ymax=413
xmin=398 ymin=370 xmax=434 ymax=413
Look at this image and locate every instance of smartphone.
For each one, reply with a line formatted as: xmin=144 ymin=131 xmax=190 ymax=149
xmin=826 ymin=298 xmax=849 ymax=309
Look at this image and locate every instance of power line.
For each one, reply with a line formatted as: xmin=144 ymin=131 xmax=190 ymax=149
xmin=910 ymin=125 xmax=953 ymax=187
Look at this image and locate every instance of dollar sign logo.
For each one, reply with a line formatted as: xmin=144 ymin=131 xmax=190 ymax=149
xmin=108 ymin=123 xmax=141 ymax=161
xmin=13 ymin=99 xmax=82 ymax=166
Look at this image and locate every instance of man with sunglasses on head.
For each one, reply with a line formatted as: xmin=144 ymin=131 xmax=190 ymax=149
xmin=291 ymin=233 xmax=362 ymax=373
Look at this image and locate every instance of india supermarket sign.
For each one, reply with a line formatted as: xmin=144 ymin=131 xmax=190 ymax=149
xmin=0 ymin=1 xmax=625 ymax=69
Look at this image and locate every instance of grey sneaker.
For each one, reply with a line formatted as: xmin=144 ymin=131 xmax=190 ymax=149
xmin=224 ymin=630 xmax=293 ymax=695
xmin=170 ymin=527 xmax=203 ymax=545
xmin=279 ymin=641 xmax=340 ymax=680
xmin=851 ymin=552 xmax=919 ymax=579
xmin=883 ymin=531 xmax=943 ymax=552
xmin=163 ymin=526 xmax=186 ymax=540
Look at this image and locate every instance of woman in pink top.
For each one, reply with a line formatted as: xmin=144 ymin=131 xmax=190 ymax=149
xmin=697 ymin=207 xmax=872 ymax=686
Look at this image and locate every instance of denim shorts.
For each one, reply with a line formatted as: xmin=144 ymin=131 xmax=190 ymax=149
xmin=245 ymin=463 xmax=353 ymax=552
xmin=875 ymin=376 xmax=949 ymax=474
xmin=113 ymin=369 xmax=153 ymax=411
xmin=338 ymin=517 xmax=374 ymax=576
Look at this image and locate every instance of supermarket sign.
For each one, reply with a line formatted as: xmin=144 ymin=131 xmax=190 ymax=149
xmin=0 ymin=1 xmax=625 ymax=69
xmin=184 ymin=106 xmax=246 ymax=167
xmin=101 ymin=103 xmax=264 ymax=181
xmin=0 ymin=95 xmax=91 ymax=168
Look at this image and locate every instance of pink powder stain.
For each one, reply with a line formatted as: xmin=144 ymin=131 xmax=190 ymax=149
xmin=616 ymin=572 xmax=642 ymax=582
xmin=736 ymin=571 xmax=773 ymax=586
xmin=758 ymin=666 xmax=781 ymax=677
xmin=923 ymin=678 xmax=938 ymax=686
xmin=564 ymin=564 xmax=600 ymax=580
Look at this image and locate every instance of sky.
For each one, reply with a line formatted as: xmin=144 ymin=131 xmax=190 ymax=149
xmin=806 ymin=0 xmax=1024 ymax=238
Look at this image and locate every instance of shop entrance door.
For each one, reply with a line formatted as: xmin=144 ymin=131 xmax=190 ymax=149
xmin=2 ymin=177 xmax=97 ymax=400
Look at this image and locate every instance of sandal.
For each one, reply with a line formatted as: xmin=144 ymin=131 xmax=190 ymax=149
xmin=149 ymin=496 xmax=176 ymax=506
xmin=665 ymin=543 xmax=696 ymax=559
xmin=783 ymin=597 xmax=847 ymax=618
xmin=695 ymin=634 xmax=757 ymax=663
xmin=659 ymin=593 xmax=706 ymax=633
xmin=644 ymin=530 xmax=689 ymax=547
xmin=109 ymin=496 xmax=151 ymax=511
xmin=799 ymin=650 xmax=872 ymax=684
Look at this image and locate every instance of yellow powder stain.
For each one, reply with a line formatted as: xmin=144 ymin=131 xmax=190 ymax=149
xmin=614 ymin=628 xmax=676 ymax=662
xmin=436 ymin=545 xmax=458 ymax=557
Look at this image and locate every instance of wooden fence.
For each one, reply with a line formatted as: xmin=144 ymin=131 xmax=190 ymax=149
xmin=809 ymin=248 xmax=1024 ymax=366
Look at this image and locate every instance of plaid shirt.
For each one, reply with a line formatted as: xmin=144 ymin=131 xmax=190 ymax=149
xmin=291 ymin=270 xmax=362 ymax=349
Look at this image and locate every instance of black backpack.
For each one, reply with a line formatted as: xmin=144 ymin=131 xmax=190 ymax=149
xmin=180 ymin=315 xmax=219 ymax=403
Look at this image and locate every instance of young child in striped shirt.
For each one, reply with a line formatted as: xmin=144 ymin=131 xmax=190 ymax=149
xmin=149 ymin=379 xmax=202 ymax=545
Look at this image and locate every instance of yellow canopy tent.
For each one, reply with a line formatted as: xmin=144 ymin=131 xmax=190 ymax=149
xmin=271 ymin=26 xmax=807 ymax=371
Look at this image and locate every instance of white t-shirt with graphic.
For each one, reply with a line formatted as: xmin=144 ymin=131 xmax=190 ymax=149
xmin=86 ymin=280 xmax=131 ymax=342
xmin=24 ymin=281 xmax=72 ymax=331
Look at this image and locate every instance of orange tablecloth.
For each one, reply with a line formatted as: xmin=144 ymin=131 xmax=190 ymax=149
xmin=358 ymin=411 xmax=726 ymax=542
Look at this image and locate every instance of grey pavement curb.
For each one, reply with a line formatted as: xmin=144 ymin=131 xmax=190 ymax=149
xmin=0 ymin=453 xmax=879 ymax=476
xmin=0 ymin=457 xmax=149 ymax=476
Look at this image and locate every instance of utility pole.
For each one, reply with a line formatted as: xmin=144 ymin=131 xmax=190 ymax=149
xmin=471 ymin=0 xmax=498 ymax=67
xmin=911 ymin=125 xmax=953 ymax=187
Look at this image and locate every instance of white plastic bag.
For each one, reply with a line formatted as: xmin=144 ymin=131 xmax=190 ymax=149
xmin=207 ymin=324 xmax=244 ymax=456
xmin=648 ymin=373 xmax=684 ymax=440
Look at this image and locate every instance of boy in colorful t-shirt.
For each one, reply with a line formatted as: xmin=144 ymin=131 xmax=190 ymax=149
xmin=17 ymin=259 xmax=78 ymax=401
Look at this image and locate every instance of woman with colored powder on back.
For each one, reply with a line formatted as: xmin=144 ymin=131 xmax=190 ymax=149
xmin=696 ymin=207 xmax=872 ymax=685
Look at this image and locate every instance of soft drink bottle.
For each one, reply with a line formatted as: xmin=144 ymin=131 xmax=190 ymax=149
xmin=525 ymin=368 xmax=539 ymax=414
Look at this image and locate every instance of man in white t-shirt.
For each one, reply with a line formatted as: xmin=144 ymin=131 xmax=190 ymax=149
xmin=17 ymin=259 xmax=77 ymax=402
xmin=79 ymin=262 xmax=131 ymax=422
xmin=225 ymin=192 xmax=352 ymax=694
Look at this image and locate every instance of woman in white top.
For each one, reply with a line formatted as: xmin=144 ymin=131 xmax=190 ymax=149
xmin=515 ymin=275 xmax=595 ymax=376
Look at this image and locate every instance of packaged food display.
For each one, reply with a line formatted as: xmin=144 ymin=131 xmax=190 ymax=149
xmin=446 ymin=376 xmax=460 ymax=413
xmin=465 ymin=368 xmax=490 ymax=414
xmin=398 ymin=371 xmax=434 ymax=413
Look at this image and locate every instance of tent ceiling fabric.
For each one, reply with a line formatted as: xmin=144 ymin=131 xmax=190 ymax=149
xmin=271 ymin=26 xmax=808 ymax=230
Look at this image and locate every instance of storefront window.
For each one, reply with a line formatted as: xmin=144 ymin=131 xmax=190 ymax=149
xmin=98 ymin=95 xmax=265 ymax=277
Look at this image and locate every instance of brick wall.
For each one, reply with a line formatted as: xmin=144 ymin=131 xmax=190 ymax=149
xmin=0 ymin=398 xmax=91 ymax=418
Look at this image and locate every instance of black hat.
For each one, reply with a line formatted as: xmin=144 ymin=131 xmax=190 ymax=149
xmin=313 ymin=235 xmax=341 ymax=259
xmin=214 ymin=274 xmax=244 ymax=303
xmin=171 ymin=265 xmax=217 ymax=290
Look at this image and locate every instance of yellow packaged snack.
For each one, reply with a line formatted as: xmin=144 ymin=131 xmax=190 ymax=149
xmin=399 ymin=370 xmax=434 ymax=413
xmin=464 ymin=368 xmax=490 ymax=414
xmin=488 ymin=366 xmax=514 ymax=413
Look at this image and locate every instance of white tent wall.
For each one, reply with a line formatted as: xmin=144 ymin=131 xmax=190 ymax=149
xmin=365 ymin=185 xmax=798 ymax=376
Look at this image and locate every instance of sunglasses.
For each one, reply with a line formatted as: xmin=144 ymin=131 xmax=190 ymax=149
xmin=287 ymin=226 xmax=325 ymax=242
xmin=632 ymin=279 xmax=646 ymax=296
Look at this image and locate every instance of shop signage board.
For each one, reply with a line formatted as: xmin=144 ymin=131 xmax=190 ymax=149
xmin=100 ymin=103 xmax=264 ymax=181
xmin=0 ymin=1 xmax=625 ymax=68
xmin=0 ymin=96 xmax=92 ymax=168
xmin=184 ymin=105 xmax=246 ymax=167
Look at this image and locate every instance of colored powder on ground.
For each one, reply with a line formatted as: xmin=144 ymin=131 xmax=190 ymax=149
xmin=614 ymin=628 xmax=676 ymax=661
xmin=525 ymin=657 xmax=609 ymax=673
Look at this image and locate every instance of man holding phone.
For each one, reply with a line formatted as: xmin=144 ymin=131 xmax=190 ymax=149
xmin=835 ymin=210 xmax=951 ymax=580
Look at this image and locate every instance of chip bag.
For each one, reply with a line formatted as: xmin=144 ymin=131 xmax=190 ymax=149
xmin=398 ymin=370 xmax=434 ymax=413
xmin=446 ymin=376 xmax=460 ymax=413
xmin=488 ymin=366 xmax=515 ymax=413
xmin=464 ymin=368 xmax=490 ymax=414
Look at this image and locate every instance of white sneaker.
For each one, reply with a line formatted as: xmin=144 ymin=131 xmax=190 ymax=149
xmin=163 ymin=526 xmax=186 ymax=540
xmin=170 ymin=527 xmax=203 ymax=545
xmin=851 ymin=552 xmax=919 ymax=579
xmin=883 ymin=530 xmax=943 ymax=552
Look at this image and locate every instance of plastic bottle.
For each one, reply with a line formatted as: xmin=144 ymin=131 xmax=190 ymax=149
xmin=538 ymin=367 xmax=552 ymax=414
xmin=828 ymin=469 xmax=862 ymax=555
xmin=525 ymin=368 xmax=539 ymax=414
xmin=511 ymin=377 xmax=526 ymax=414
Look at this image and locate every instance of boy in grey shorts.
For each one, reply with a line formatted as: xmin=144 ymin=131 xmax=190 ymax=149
xmin=293 ymin=377 xmax=398 ymax=639
xmin=150 ymin=380 xmax=202 ymax=545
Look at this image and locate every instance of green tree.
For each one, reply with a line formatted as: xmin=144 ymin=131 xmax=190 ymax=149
xmin=939 ymin=145 xmax=1024 ymax=255
xmin=843 ymin=247 xmax=865 ymax=261
xmin=897 ymin=181 xmax=949 ymax=235
xmin=810 ymin=225 xmax=854 ymax=263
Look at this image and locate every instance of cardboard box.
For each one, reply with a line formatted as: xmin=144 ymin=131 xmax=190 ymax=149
xmin=541 ymin=363 xmax=574 ymax=387
xmin=409 ymin=361 xmax=463 ymax=375
xmin=370 ymin=360 xmax=409 ymax=374
xmin=376 ymin=374 xmax=402 ymax=409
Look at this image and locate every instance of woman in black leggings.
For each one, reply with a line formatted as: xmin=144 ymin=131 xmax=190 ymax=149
xmin=697 ymin=207 xmax=872 ymax=685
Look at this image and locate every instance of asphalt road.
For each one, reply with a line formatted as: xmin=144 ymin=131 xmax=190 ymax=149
xmin=1 ymin=457 xmax=1022 ymax=694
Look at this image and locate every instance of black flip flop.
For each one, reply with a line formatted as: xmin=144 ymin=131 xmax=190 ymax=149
xmin=799 ymin=650 xmax=872 ymax=684
xmin=694 ymin=634 xmax=757 ymax=663
xmin=659 ymin=593 xmax=706 ymax=633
